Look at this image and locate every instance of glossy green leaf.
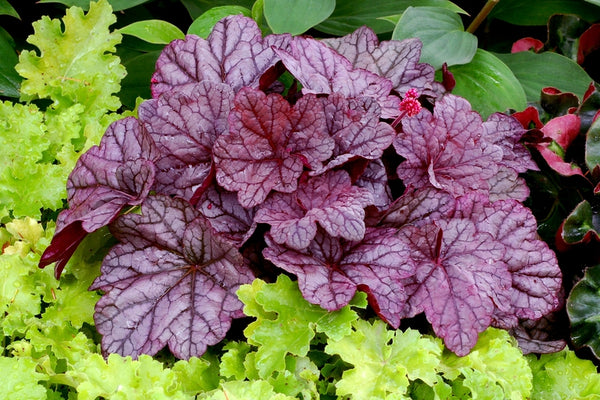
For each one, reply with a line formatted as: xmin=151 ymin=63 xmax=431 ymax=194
xmin=0 ymin=0 xmax=19 ymax=19
xmin=547 ymin=14 xmax=590 ymax=61
xmin=263 ymin=0 xmax=334 ymax=35
xmin=443 ymin=49 xmax=527 ymax=118
xmin=316 ymin=0 xmax=465 ymax=36
xmin=119 ymin=50 xmax=160 ymax=108
xmin=586 ymin=0 xmax=600 ymax=5
xmin=188 ymin=6 xmax=251 ymax=38
xmin=181 ymin=0 xmax=254 ymax=20
xmin=119 ymin=20 xmax=185 ymax=45
xmin=392 ymin=6 xmax=477 ymax=69
xmin=495 ymin=51 xmax=593 ymax=103
xmin=567 ymin=264 xmax=600 ymax=358
xmin=0 ymin=27 xmax=20 ymax=98
xmin=490 ymin=0 xmax=600 ymax=25
xmin=38 ymin=0 xmax=151 ymax=11
xmin=562 ymin=200 xmax=600 ymax=243
xmin=586 ymin=117 xmax=600 ymax=171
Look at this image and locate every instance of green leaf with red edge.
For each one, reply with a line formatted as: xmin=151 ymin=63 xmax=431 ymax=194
xmin=562 ymin=200 xmax=600 ymax=244
xmin=585 ymin=116 xmax=600 ymax=171
xmin=567 ymin=264 xmax=600 ymax=358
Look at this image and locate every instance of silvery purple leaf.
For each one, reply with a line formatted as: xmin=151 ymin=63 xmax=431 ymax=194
xmin=151 ymin=15 xmax=290 ymax=97
xmin=488 ymin=166 xmax=530 ymax=202
xmin=379 ymin=186 xmax=456 ymax=227
xmin=276 ymin=36 xmax=400 ymax=118
xmin=213 ymin=87 xmax=334 ymax=208
xmin=355 ymin=159 xmax=393 ymax=211
xmin=254 ymin=170 xmax=374 ymax=250
xmin=394 ymin=95 xmax=502 ymax=197
xmin=91 ymin=195 xmax=254 ymax=359
xmin=139 ymin=81 xmax=233 ymax=200
xmin=323 ymin=26 xmax=444 ymax=98
xmin=263 ymin=227 xmax=414 ymax=326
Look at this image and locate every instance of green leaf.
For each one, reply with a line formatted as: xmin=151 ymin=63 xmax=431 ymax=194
xmin=119 ymin=20 xmax=185 ymax=45
xmin=443 ymin=49 xmax=527 ymax=118
xmin=237 ymin=275 xmax=367 ymax=378
xmin=38 ymin=0 xmax=151 ymax=11
xmin=585 ymin=0 xmax=600 ymax=6
xmin=562 ymin=200 xmax=600 ymax=243
xmin=0 ymin=27 xmax=20 ymax=98
xmin=325 ymin=319 xmax=443 ymax=400
xmin=567 ymin=264 xmax=600 ymax=358
xmin=120 ymin=50 xmax=160 ymax=108
xmin=188 ymin=6 xmax=252 ymax=38
xmin=316 ymin=0 xmax=466 ymax=36
xmin=181 ymin=0 xmax=254 ymax=20
xmin=490 ymin=0 xmax=600 ymax=25
xmin=528 ymin=349 xmax=600 ymax=399
xmin=0 ymin=357 xmax=47 ymax=400
xmin=392 ymin=6 xmax=477 ymax=69
xmin=263 ymin=0 xmax=335 ymax=35
xmin=495 ymin=51 xmax=593 ymax=102
xmin=201 ymin=380 xmax=296 ymax=400
xmin=586 ymin=117 xmax=600 ymax=171
xmin=0 ymin=0 xmax=19 ymax=19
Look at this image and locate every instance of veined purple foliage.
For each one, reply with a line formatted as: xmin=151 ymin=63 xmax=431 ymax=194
xmin=151 ymin=15 xmax=290 ymax=97
xmin=91 ymin=196 xmax=255 ymax=359
xmin=355 ymin=159 xmax=393 ymax=211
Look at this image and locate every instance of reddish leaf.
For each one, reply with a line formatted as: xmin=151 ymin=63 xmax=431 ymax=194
xmin=511 ymin=37 xmax=544 ymax=53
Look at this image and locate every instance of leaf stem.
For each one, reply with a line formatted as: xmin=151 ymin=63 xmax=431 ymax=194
xmin=466 ymin=0 xmax=500 ymax=34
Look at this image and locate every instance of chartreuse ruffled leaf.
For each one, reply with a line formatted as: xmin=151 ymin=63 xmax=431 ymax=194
xmin=37 ymin=0 xmax=150 ymax=12
xmin=528 ymin=349 xmax=600 ymax=399
xmin=440 ymin=328 xmax=533 ymax=400
xmin=324 ymin=319 xmax=443 ymax=400
xmin=0 ymin=356 xmax=47 ymax=400
xmin=237 ymin=274 xmax=367 ymax=379
xmin=199 ymin=380 xmax=296 ymax=400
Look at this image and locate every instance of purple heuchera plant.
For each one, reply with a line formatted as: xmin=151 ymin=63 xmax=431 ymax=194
xmin=40 ymin=15 xmax=562 ymax=358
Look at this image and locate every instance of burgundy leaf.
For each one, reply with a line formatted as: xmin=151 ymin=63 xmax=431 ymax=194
xmin=355 ymin=159 xmax=393 ymax=211
xmin=275 ymin=36 xmax=400 ymax=118
xmin=511 ymin=37 xmax=544 ymax=53
xmin=323 ymin=26 xmax=444 ymax=98
xmin=263 ymin=227 xmax=414 ymax=326
xmin=213 ymin=87 xmax=334 ymax=208
xmin=379 ymin=186 xmax=456 ymax=228
xmin=139 ymin=81 xmax=234 ymax=200
xmin=455 ymin=195 xmax=563 ymax=323
xmin=254 ymin=170 xmax=374 ymax=250
xmin=398 ymin=221 xmax=509 ymax=356
xmin=151 ymin=15 xmax=290 ymax=97
xmin=394 ymin=95 xmax=502 ymax=197
xmin=39 ymin=117 xmax=158 ymax=275
xmin=90 ymin=195 xmax=254 ymax=359
xmin=511 ymin=314 xmax=567 ymax=354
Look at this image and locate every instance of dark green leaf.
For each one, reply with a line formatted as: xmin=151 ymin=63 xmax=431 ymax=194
xmin=490 ymin=0 xmax=600 ymax=26
xmin=586 ymin=118 xmax=600 ymax=173
xmin=495 ymin=51 xmax=593 ymax=102
xmin=0 ymin=0 xmax=19 ymax=19
xmin=547 ymin=15 xmax=590 ymax=61
xmin=118 ymin=20 xmax=185 ymax=44
xmin=263 ymin=0 xmax=334 ymax=35
xmin=443 ymin=49 xmax=526 ymax=118
xmin=38 ymin=0 xmax=151 ymax=11
xmin=119 ymin=50 xmax=160 ymax=109
xmin=315 ymin=0 xmax=465 ymax=36
xmin=562 ymin=200 xmax=600 ymax=243
xmin=579 ymin=83 xmax=600 ymax=132
xmin=180 ymin=0 xmax=254 ymax=20
xmin=0 ymin=27 xmax=20 ymax=98
xmin=392 ymin=6 xmax=477 ymax=69
xmin=188 ymin=6 xmax=251 ymax=38
xmin=567 ymin=264 xmax=600 ymax=358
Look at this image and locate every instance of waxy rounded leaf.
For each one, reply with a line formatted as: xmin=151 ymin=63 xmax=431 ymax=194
xmin=567 ymin=264 xmax=600 ymax=358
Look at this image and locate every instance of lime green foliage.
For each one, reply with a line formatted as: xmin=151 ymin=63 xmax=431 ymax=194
xmin=0 ymin=0 xmax=125 ymax=218
xmin=0 ymin=356 xmax=47 ymax=400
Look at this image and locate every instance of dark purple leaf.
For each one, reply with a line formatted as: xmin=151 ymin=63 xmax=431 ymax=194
xmin=511 ymin=314 xmax=567 ymax=354
xmin=275 ymin=36 xmax=400 ymax=118
xmin=322 ymin=26 xmax=444 ymax=98
xmin=39 ymin=117 xmax=158 ymax=276
xmin=397 ymin=221 xmax=509 ymax=356
xmin=139 ymin=81 xmax=233 ymax=200
xmin=394 ymin=95 xmax=502 ymax=197
xmin=263 ymin=227 xmax=414 ymax=326
xmin=213 ymin=87 xmax=334 ymax=208
xmin=379 ymin=187 xmax=456 ymax=227
xmin=151 ymin=15 xmax=290 ymax=97
xmin=90 ymin=195 xmax=254 ymax=359
xmin=254 ymin=170 xmax=374 ymax=250
xmin=355 ymin=159 xmax=393 ymax=211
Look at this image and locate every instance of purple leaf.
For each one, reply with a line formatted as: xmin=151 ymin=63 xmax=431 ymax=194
xmin=488 ymin=167 xmax=530 ymax=202
xmin=39 ymin=117 xmax=158 ymax=276
xmin=397 ymin=221 xmax=509 ymax=356
xmin=139 ymin=81 xmax=233 ymax=200
xmin=276 ymin=36 xmax=400 ymax=118
xmin=213 ymin=87 xmax=334 ymax=208
xmin=151 ymin=15 xmax=290 ymax=97
xmin=254 ymin=170 xmax=374 ymax=250
xmin=379 ymin=187 xmax=456 ymax=227
xmin=323 ymin=26 xmax=444 ymax=98
xmin=394 ymin=95 xmax=502 ymax=197
xmin=355 ymin=159 xmax=393 ymax=211
xmin=263 ymin=227 xmax=414 ymax=326
xmin=90 ymin=195 xmax=254 ymax=359
xmin=511 ymin=314 xmax=567 ymax=354
xmin=455 ymin=195 xmax=563 ymax=323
